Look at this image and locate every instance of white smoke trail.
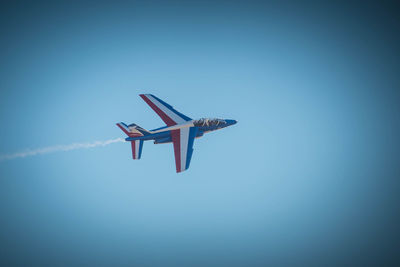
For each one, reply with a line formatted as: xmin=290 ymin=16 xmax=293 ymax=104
xmin=0 ymin=138 xmax=125 ymax=161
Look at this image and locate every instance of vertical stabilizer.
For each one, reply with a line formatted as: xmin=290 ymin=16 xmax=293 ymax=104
xmin=116 ymin=122 xmax=150 ymax=137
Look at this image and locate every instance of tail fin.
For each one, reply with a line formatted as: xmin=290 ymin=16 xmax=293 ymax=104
xmin=116 ymin=122 xmax=150 ymax=137
xmin=116 ymin=122 xmax=147 ymax=160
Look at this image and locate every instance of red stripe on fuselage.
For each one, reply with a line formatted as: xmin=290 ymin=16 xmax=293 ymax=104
xmin=171 ymin=129 xmax=181 ymax=173
xmin=140 ymin=94 xmax=176 ymax=126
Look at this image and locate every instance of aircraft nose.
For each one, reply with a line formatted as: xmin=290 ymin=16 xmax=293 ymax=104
xmin=226 ymin=119 xmax=237 ymax=125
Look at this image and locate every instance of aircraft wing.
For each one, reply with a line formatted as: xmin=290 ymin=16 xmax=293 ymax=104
xmin=140 ymin=94 xmax=192 ymax=126
xmin=170 ymin=127 xmax=198 ymax=173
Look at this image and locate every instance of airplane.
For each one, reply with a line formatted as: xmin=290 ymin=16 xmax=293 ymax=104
xmin=116 ymin=94 xmax=237 ymax=173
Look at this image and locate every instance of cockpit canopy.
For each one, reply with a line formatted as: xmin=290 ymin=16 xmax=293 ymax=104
xmin=193 ymin=118 xmax=226 ymax=127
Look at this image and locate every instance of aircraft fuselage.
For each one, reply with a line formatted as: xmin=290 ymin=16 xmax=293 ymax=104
xmin=126 ymin=118 xmax=236 ymax=144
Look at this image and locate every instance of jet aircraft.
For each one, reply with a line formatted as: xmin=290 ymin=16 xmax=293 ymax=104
xmin=116 ymin=94 xmax=237 ymax=173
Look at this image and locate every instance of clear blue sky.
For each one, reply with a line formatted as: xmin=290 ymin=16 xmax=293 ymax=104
xmin=0 ymin=1 xmax=399 ymax=266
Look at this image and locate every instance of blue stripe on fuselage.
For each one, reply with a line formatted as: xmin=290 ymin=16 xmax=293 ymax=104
xmin=197 ymin=125 xmax=222 ymax=133
xmin=126 ymin=124 xmax=216 ymax=142
xmin=126 ymin=131 xmax=171 ymax=141
xmin=150 ymin=125 xmax=170 ymax=132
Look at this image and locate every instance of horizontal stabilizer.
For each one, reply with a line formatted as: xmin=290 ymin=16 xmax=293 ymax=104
xmin=131 ymin=140 xmax=144 ymax=159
